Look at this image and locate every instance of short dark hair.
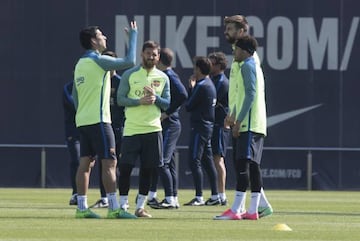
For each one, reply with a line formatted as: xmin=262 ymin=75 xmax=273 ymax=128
xmin=235 ymin=35 xmax=258 ymax=55
xmin=159 ymin=48 xmax=174 ymax=67
xmin=79 ymin=26 xmax=99 ymax=50
xmin=193 ymin=56 xmax=212 ymax=75
xmin=224 ymin=15 xmax=248 ymax=32
xmin=142 ymin=40 xmax=160 ymax=52
xmin=208 ymin=51 xmax=228 ymax=70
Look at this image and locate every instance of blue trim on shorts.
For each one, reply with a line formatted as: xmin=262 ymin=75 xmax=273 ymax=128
xmin=100 ymin=122 xmax=110 ymax=159
xmin=246 ymin=109 xmax=252 ymax=157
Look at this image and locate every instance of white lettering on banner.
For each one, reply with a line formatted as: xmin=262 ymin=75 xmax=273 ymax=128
xmin=196 ymin=16 xmax=221 ymax=57
xmin=115 ymin=15 xmax=359 ymax=71
xmin=266 ymin=17 xmax=294 ymax=70
xmin=165 ymin=16 xmax=193 ymax=67
xmin=298 ymin=18 xmax=338 ymax=70
xmin=262 ymin=169 xmax=302 ymax=179
xmin=246 ymin=16 xmax=264 ymax=60
xmin=340 ymin=17 xmax=359 ymax=71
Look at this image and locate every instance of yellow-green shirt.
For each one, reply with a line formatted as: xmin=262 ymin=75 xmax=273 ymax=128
xmin=117 ymin=66 xmax=170 ymax=136
xmin=73 ymin=53 xmax=111 ymax=127
xmin=234 ymin=57 xmax=267 ymax=135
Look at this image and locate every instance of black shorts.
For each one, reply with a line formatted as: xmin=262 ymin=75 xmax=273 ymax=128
xmin=235 ymin=131 xmax=264 ymax=164
xmin=78 ymin=123 xmax=116 ymax=160
xmin=120 ymin=131 xmax=163 ymax=168
xmin=211 ymin=124 xmax=230 ymax=157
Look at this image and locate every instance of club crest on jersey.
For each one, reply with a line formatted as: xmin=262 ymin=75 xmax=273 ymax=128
xmin=152 ymin=80 xmax=161 ymax=87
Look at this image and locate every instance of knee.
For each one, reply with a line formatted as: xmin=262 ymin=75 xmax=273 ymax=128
xmin=235 ymin=159 xmax=248 ymax=172
xmin=158 ymin=163 xmax=169 ymax=170
xmin=101 ymin=159 xmax=117 ymax=170
xmin=78 ymin=157 xmax=95 ymax=172
xmin=188 ymin=158 xmax=201 ymax=170
xmin=249 ymin=161 xmax=260 ymax=174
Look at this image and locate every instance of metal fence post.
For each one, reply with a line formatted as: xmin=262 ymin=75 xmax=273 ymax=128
xmin=307 ymin=150 xmax=312 ymax=190
xmin=41 ymin=147 xmax=46 ymax=188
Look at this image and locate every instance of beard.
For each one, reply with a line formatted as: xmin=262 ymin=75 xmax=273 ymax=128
xmin=142 ymin=59 xmax=157 ymax=69
xmin=225 ymin=34 xmax=236 ymax=44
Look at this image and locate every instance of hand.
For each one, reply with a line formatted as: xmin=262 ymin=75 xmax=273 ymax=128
xmin=224 ymin=123 xmax=231 ymax=129
xmin=130 ymin=21 xmax=137 ymax=30
xmin=224 ymin=114 xmax=235 ymax=128
xmin=144 ymin=85 xmax=155 ymax=96
xmin=124 ymin=20 xmax=137 ymax=35
xmin=89 ymin=158 xmax=96 ymax=168
xmin=160 ymin=112 xmax=169 ymax=121
xmin=189 ymin=75 xmax=196 ymax=88
xmin=232 ymin=121 xmax=241 ymax=138
xmin=139 ymin=95 xmax=156 ymax=105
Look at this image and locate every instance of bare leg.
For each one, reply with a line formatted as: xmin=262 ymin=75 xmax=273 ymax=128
xmin=76 ymin=156 xmax=95 ymax=196
xmin=101 ymin=159 xmax=117 ymax=193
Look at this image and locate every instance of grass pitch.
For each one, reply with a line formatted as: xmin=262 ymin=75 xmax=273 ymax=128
xmin=0 ymin=188 xmax=359 ymax=241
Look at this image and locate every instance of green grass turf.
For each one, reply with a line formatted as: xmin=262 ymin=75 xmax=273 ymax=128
xmin=0 ymin=188 xmax=359 ymax=241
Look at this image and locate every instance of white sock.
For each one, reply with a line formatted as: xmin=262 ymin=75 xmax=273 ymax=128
xmin=231 ymin=191 xmax=246 ymax=213
xmin=259 ymin=188 xmax=271 ymax=208
xmin=196 ymin=196 xmax=204 ymax=202
xmin=248 ymin=192 xmax=261 ymax=214
xmin=148 ymin=191 xmax=157 ymax=200
xmin=77 ymin=195 xmax=88 ymax=211
xmin=119 ymin=195 xmax=129 ymax=210
xmin=211 ymin=194 xmax=219 ymax=200
xmin=219 ymin=192 xmax=226 ymax=201
xmin=136 ymin=194 xmax=147 ymax=209
xmin=165 ymin=196 xmax=174 ymax=204
xmin=101 ymin=197 xmax=108 ymax=203
xmin=107 ymin=192 xmax=119 ymax=210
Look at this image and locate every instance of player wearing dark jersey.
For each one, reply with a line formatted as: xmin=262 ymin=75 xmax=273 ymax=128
xmin=147 ymin=48 xmax=188 ymax=209
xmin=63 ymin=81 xmax=80 ymax=206
xmin=208 ymin=52 xmax=230 ymax=206
xmin=184 ymin=56 xmax=219 ymax=206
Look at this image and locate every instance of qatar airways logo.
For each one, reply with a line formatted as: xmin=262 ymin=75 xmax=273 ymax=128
xmin=115 ymin=15 xmax=359 ymax=71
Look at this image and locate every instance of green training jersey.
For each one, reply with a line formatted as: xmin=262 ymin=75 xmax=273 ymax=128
xmin=235 ymin=57 xmax=267 ymax=135
xmin=74 ymin=53 xmax=111 ymax=127
xmin=118 ymin=66 xmax=170 ymax=136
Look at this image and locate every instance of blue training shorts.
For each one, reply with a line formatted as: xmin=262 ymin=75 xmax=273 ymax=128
xmin=211 ymin=124 xmax=230 ymax=157
xmin=78 ymin=123 xmax=116 ymax=160
xmin=234 ymin=131 xmax=265 ymax=164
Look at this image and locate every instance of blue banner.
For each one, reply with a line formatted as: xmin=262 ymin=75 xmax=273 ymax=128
xmin=0 ymin=0 xmax=359 ymax=189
